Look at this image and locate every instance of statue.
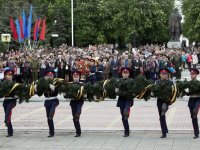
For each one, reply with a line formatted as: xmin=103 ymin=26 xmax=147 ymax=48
xmin=168 ymin=8 xmax=183 ymax=41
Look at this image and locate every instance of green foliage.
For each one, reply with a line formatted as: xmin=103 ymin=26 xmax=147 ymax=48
xmin=133 ymin=75 xmax=154 ymax=101
xmin=115 ymin=78 xmax=135 ymax=100
xmin=182 ymin=0 xmax=200 ymax=42
xmin=0 ymin=41 xmax=7 ymax=52
xmin=84 ymin=82 xmax=96 ymax=101
xmin=0 ymin=0 xmax=175 ymax=48
xmin=36 ymin=78 xmax=52 ymax=96
xmin=56 ymin=80 xmax=68 ymax=94
xmin=64 ymin=83 xmax=82 ymax=100
xmin=0 ymin=81 xmax=30 ymax=103
xmin=0 ymin=81 xmax=15 ymax=98
xmin=187 ymin=80 xmax=200 ymax=95
xmin=14 ymin=83 xmax=30 ymax=103
xmin=84 ymin=81 xmax=104 ymax=101
xmin=152 ymin=80 xmax=173 ymax=102
xmin=104 ymin=77 xmax=117 ymax=99
xmin=93 ymin=81 xmax=104 ymax=99
xmin=176 ymin=79 xmax=188 ymax=97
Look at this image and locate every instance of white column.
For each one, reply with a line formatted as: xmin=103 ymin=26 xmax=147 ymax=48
xmin=71 ymin=0 xmax=74 ymax=47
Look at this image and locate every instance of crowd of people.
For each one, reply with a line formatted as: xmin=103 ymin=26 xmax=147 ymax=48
xmin=0 ymin=44 xmax=199 ymax=83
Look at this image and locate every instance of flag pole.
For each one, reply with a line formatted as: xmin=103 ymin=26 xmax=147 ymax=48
xmin=71 ymin=0 xmax=74 ymax=47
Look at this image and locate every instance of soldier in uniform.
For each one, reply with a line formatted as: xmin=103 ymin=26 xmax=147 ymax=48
xmin=156 ymin=68 xmax=173 ymax=138
xmin=116 ymin=67 xmax=134 ymax=137
xmin=187 ymin=68 xmax=200 ymax=139
xmin=70 ymin=71 xmax=85 ymax=137
xmin=40 ymin=69 xmax=59 ymax=137
xmin=30 ymin=54 xmax=40 ymax=81
xmin=3 ymin=68 xmax=17 ymax=137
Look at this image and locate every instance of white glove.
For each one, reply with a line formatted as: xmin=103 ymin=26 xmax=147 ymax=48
xmin=184 ymin=88 xmax=189 ymax=93
xmin=115 ymin=88 xmax=119 ymax=93
xmin=83 ymin=94 xmax=87 ymax=98
xmin=151 ymin=92 xmax=154 ymax=97
xmin=34 ymin=84 xmax=37 ymax=92
xmin=65 ymin=65 xmax=68 ymax=70
xmin=49 ymin=84 xmax=55 ymax=91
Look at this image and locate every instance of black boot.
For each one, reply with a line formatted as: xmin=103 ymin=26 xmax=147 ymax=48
xmin=6 ymin=134 xmax=13 ymax=137
xmin=47 ymin=134 xmax=54 ymax=138
xmin=160 ymin=134 xmax=167 ymax=138
xmin=193 ymin=135 xmax=199 ymax=139
xmin=74 ymin=134 xmax=81 ymax=137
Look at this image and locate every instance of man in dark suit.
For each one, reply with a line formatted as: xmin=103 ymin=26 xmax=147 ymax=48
xmin=131 ymin=56 xmax=142 ymax=79
xmin=110 ymin=55 xmax=120 ymax=78
xmin=55 ymin=54 xmax=66 ymax=78
xmin=89 ymin=59 xmax=96 ymax=84
xmin=116 ymin=67 xmax=133 ymax=137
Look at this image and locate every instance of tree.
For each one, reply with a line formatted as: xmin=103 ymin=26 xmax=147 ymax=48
xmin=182 ymin=0 xmax=200 ymax=42
xmin=0 ymin=0 xmax=175 ymax=48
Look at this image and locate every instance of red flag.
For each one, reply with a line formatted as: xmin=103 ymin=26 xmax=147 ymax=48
xmin=40 ymin=17 xmax=46 ymax=41
xmin=37 ymin=19 xmax=41 ymax=31
xmin=18 ymin=16 xmax=24 ymax=40
xmin=37 ymin=19 xmax=41 ymax=39
xmin=33 ymin=19 xmax=38 ymax=41
xmin=10 ymin=17 xmax=18 ymax=40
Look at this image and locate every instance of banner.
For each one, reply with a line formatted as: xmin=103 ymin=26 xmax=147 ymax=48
xmin=27 ymin=5 xmax=33 ymax=38
xmin=9 ymin=17 xmax=18 ymax=40
xmin=39 ymin=17 xmax=46 ymax=41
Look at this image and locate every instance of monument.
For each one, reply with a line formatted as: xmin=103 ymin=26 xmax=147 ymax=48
xmin=167 ymin=8 xmax=182 ymax=48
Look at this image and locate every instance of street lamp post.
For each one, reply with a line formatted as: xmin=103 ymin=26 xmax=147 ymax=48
xmin=71 ymin=0 xmax=74 ymax=47
xmin=52 ymin=20 xmax=58 ymax=48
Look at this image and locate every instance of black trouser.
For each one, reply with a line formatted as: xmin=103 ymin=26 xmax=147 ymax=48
xmin=3 ymin=100 xmax=16 ymax=136
xmin=193 ymin=64 xmax=197 ymax=68
xmin=189 ymin=100 xmax=200 ymax=136
xmin=187 ymin=62 xmax=191 ymax=70
xmin=45 ymin=99 xmax=59 ymax=135
xmin=132 ymin=69 xmax=140 ymax=79
xmin=71 ymin=103 xmax=83 ymax=135
xmin=157 ymin=100 xmax=169 ymax=136
xmin=120 ymin=106 xmax=130 ymax=135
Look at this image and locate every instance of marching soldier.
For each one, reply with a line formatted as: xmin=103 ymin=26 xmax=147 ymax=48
xmin=156 ymin=68 xmax=173 ymax=138
xmin=116 ymin=67 xmax=134 ymax=137
xmin=187 ymin=68 xmax=200 ymax=139
xmin=42 ymin=69 xmax=59 ymax=137
xmin=3 ymin=68 xmax=17 ymax=137
xmin=70 ymin=71 xmax=85 ymax=137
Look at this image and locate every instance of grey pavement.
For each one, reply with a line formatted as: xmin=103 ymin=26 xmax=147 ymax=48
xmin=1 ymin=99 xmax=200 ymax=150
xmin=1 ymin=69 xmax=200 ymax=150
xmin=0 ymin=130 xmax=199 ymax=150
